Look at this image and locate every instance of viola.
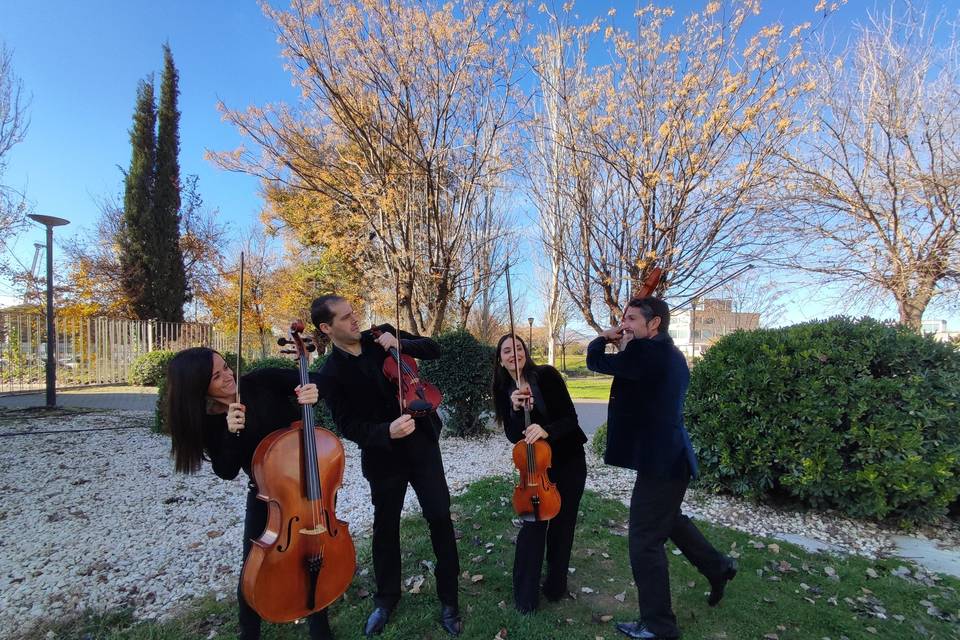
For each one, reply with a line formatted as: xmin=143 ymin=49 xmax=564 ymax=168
xmin=368 ymin=324 xmax=442 ymax=417
xmin=503 ymin=264 xmax=561 ymax=522
xmin=240 ymin=320 xmax=356 ymax=622
xmin=635 ymin=265 xmax=663 ymax=299
xmin=510 ymin=392 xmax=562 ymax=522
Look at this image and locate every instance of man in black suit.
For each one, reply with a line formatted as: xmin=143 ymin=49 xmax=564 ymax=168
xmin=311 ymin=295 xmax=462 ymax=637
xmin=587 ymin=297 xmax=736 ymax=640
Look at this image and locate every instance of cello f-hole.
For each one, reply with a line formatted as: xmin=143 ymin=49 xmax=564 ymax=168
xmin=277 ymin=515 xmax=300 ymax=552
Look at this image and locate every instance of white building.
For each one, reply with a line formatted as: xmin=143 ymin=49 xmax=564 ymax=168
xmin=668 ymin=298 xmax=760 ymax=358
xmin=921 ymin=319 xmax=960 ymax=343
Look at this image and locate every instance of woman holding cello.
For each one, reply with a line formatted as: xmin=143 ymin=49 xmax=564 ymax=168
xmin=165 ymin=347 xmax=335 ymax=640
xmin=491 ymin=334 xmax=588 ymax=613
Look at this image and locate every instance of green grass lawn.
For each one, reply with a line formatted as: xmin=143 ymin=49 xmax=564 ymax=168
xmin=27 ymin=477 xmax=960 ymax=640
xmin=565 ymin=376 xmax=612 ymax=400
xmin=539 ymin=353 xmax=591 ymax=377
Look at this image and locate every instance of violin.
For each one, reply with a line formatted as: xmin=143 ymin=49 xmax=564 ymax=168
xmin=240 ymin=320 xmax=356 ymax=622
xmin=369 ymin=324 xmax=442 ymax=417
xmin=503 ymin=265 xmax=561 ymax=522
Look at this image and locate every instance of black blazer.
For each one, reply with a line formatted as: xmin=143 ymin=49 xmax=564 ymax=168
xmin=495 ymin=364 xmax=587 ymax=466
xmin=316 ymin=324 xmax=443 ymax=479
xmin=586 ymin=333 xmax=698 ymax=480
xmin=202 ymin=367 xmax=320 ymax=481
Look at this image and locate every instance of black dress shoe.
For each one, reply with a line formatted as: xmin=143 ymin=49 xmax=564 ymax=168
xmin=363 ymin=606 xmax=392 ymax=636
xmin=708 ymin=556 xmax=738 ymax=606
xmin=542 ymin=583 xmax=566 ymax=602
xmin=439 ymin=604 xmax=463 ymax=636
xmin=614 ymin=621 xmax=679 ymax=639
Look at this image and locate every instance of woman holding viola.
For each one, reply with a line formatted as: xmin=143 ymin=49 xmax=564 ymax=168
xmin=492 ymin=334 xmax=588 ymax=613
xmin=165 ymin=347 xmax=333 ymax=640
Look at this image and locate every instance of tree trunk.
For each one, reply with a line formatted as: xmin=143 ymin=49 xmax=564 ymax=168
xmin=896 ymin=293 xmax=930 ymax=332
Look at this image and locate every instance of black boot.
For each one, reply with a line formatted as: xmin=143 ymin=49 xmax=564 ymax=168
xmin=363 ymin=606 xmax=393 ymax=637
xmin=439 ymin=604 xmax=463 ymax=636
xmin=707 ymin=556 xmax=738 ymax=606
xmin=615 ymin=621 xmax=679 ymax=639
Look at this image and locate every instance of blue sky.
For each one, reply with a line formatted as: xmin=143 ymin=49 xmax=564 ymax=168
xmin=1 ymin=0 xmax=956 ymax=329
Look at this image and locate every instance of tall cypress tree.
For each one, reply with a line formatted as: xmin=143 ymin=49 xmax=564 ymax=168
xmin=120 ymin=78 xmax=157 ymax=319
xmin=154 ymin=43 xmax=188 ymax=321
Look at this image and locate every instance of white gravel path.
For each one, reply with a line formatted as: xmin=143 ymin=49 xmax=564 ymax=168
xmin=0 ymin=410 xmax=956 ymax=638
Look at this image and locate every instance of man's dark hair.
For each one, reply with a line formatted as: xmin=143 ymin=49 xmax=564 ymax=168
xmin=627 ymin=296 xmax=671 ymax=333
xmin=310 ymin=294 xmax=346 ymax=330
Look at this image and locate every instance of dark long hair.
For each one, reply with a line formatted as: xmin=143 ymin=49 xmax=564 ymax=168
xmin=491 ymin=334 xmax=536 ymax=426
xmin=166 ymin=347 xmax=217 ymax=474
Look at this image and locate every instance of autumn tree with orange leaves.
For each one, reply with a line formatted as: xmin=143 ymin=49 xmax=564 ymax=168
xmin=212 ymin=0 xmax=526 ymax=335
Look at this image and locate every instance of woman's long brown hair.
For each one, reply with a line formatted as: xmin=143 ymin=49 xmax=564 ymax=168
xmin=165 ymin=347 xmax=216 ymax=474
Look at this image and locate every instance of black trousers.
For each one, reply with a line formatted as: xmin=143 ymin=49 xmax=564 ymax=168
xmin=239 ymin=490 xmax=332 ymax=640
xmin=367 ymin=442 xmax=460 ymax=609
xmin=628 ymin=469 xmax=725 ymax=637
xmin=513 ymin=452 xmax=586 ymax=611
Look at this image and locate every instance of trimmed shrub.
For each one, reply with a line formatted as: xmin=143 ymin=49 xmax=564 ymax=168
xmin=130 ymin=350 xmax=175 ymax=386
xmin=245 ymin=356 xmax=297 ymax=373
xmin=592 ymin=422 xmax=607 ymax=458
xmin=686 ymin=317 xmax=960 ymax=525
xmin=419 ymin=327 xmax=495 ymax=437
xmin=223 ymin=352 xmax=246 ymax=377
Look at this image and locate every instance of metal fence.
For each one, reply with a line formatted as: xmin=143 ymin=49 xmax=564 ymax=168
xmin=0 ymin=313 xmax=230 ymax=394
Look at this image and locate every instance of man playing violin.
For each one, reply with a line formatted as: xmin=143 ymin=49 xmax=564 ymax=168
xmin=311 ymin=295 xmax=463 ymax=637
xmin=587 ymin=297 xmax=736 ymax=640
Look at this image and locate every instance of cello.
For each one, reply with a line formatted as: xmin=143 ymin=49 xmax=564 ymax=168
xmin=504 ymin=265 xmax=561 ymax=522
xmin=240 ymin=320 xmax=356 ymax=622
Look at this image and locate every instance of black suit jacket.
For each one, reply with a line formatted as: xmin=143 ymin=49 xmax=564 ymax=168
xmin=317 ymin=324 xmax=443 ymax=479
xmin=586 ymin=333 xmax=698 ymax=480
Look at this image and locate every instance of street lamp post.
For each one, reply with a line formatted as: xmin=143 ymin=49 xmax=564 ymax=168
xmin=27 ymin=214 xmax=70 ymax=408
xmin=527 ymin=317 xmax=534 ymax=353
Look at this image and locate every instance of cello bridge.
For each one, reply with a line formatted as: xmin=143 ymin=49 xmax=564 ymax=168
xmin=298 ymin=524 xmax=328 ymax=535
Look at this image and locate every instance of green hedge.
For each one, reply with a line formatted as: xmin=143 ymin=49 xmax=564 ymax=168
xmin=591 ymin=422 xmax=607 ymax=458
xmin=418 ymin=327 xmax=495 ymax=437
xmin=245 ymin=356 xmax=297 ymax=372
xmin=130 ymin=350 xmax=175 ymax=386
xmin=686 ymin=317 xmax=960 ymax=525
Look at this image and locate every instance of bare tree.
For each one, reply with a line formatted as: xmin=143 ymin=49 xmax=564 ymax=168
xmin=454 ymin=183 xmax=516 ymax=336
xmin=715 ymin=268 xmax=786 ymax=328
xmin=211 ymin=0 xmax=525 ymax=335
xmin=774 ymin=1 xmax=960 ymax=330
xmin=527 ymin=6 xmax=587 ymax=361
xmin=0 ymin=42 xmax=30 ymax=272
xmin=62 ymin=177 xmax=227 ymax=317
xmin=178 ymin=175 xmax=230 ymax=315
xmin=530 ymin=1 xmax=826 ymax=332
xmin=60 ymin=194 xmax=128 ymax=315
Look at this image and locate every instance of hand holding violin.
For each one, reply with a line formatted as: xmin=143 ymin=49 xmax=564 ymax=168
xmin=389 ymin=414 xmax=415 ymax=439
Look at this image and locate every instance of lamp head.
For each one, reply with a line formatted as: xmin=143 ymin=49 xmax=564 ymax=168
xmin=27 ymin=214 xmax=70 ymax=228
